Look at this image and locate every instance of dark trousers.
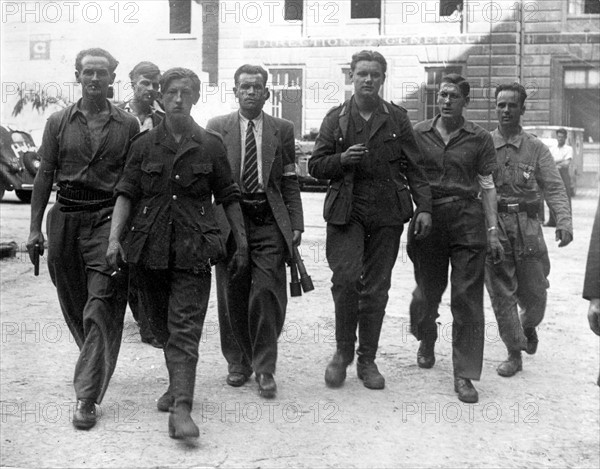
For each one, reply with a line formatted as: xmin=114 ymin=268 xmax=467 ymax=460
xmin=485 ymin=212 xmax=550 ymax=353
xmin=127 ymin=266 xmax=154 ymax=341
xmin=408 ymin=199 xmax=487 ymax=380
xmin=326 ymin=219 xmax=403 ymax=361
xmin=216 ymin=211 xmax=287 ymax=375
xmin=136 ymin=267 xmax=210 ymax=406
xmin=46 ymin=203 xmax=127 ymax=403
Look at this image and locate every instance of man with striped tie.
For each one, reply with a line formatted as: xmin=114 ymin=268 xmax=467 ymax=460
xmin=207 ymin=64 xmax=304 ymax=399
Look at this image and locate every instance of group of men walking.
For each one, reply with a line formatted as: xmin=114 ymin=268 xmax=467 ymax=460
xmin=26 ymin=47 xmax=573 ymax=440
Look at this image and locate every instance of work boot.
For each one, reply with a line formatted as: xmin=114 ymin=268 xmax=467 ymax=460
xmin=497 ymin=351 xmax=523 ymax=377
xmin=454 ymin=377 xmax=478 ymax=403
xmin=356 ymin=359 xmax=385 ymax=390
xmin=168 ymin=399 xmax=199 ymax=439
xmin=157 ymin=390 xmax=174 ymax=412
xmin=324 ymin=348 xmax=354 ymax=388
xmin=417 ymin=339 xmax=436 ymax=369
xmin=524 ymin=327 xmax=538 ymax=355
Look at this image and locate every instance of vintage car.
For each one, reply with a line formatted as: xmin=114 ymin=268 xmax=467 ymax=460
xmin=0 ymin=124 xmax=41 ymax=202
xmin=295 ymin=139 xmax=327 ymax=191
xmin=522 ymin=125 xmax=584 ymax=196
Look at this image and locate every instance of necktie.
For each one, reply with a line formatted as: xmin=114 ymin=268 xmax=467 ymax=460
xmin=243 ymin=120 xmax=259 ymax=193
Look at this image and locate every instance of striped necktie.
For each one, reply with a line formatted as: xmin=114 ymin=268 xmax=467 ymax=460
xmin=243 ymin=120 xmax=259 ymax=193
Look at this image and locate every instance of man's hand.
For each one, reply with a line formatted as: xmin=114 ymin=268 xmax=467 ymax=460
xmin=487 ymin=229 xmax=505 ymax=264
xmin=228 ymin=242 xmax=249 ymax=280
xmin=340 ymin=144 xmax=368 ymax=166
xmin=588 ymin=299 xmax=600 ymax=336
xmin=292 ymin=230 xmax=302 ymax=247
xmin=413 ymin=212 xmax=432 ymax=240
xmin=26 ymin=231 xmax=45 ymax=265
xmin=556 ymin=229 xmax=573 ymax=247
xmin=106 ymin=239 xmax=126 ymax=271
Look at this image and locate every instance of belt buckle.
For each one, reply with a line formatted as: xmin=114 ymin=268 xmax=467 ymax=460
xmin=507 ymin=203 xmax=519 ymax=213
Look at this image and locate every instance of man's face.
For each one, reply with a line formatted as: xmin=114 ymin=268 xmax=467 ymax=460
xmin=75 ymin=55 xmax=115 ymax=101
xmin=496 ymin=90 xmax=525 ymax=128
xmin=350 ymin=60 xmax=385 ymax=100
xmin=557 ymin=132 xmax=567 ymax=147
xmin=437 ymin=83 xmax=468 ymax=118
xmin=235 ymin=73 xmax=269 ymax=116
xmin=132 ymin=74 xmax=160 ymax=105
xmin=162 ymin=78 xmax=198 ymax=120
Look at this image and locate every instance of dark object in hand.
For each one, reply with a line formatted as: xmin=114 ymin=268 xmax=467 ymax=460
xmin=33 ymin=243 xmax=40 ymax=276
xmin=289 ymin=257 xmax=302 ymax=297
xmin=294 ymin=247 xmax=314 ymax=293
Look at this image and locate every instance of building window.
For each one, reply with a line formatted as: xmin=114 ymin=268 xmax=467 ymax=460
xmin=269 ymin=68 xmax=303 ymax=138
xmin=440 ymin=0 xmax=464 ymax=16
xmin=351 ymin=0 xmax=381 ymax=19
xmin=563 ymin=68 xmax=600 ymax=142
xmin=424 ymin=66 xmax=463 ymax=119
xmin=568 ymin=0 xmax=600 ymax=14
xmin=342 ymin=67 xmax=353 ymax=102
xmin=170 ymin=0 xmax=191 ymax=34
xmin=284 ymin=0 xmax=303 ymax=21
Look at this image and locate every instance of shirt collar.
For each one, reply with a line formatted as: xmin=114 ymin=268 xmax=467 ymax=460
xmin=421 ymin=114 xmax=476 ymax=134
xmin=69 ymin=99 xmax=124 ymax=123
xmin=153 ymin=118 xmax=202 ymax=145
xmin=491 ymin=127 xmax=524 ymax=150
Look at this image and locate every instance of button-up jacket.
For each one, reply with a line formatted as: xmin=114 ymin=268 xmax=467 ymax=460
xmin=308 ymin=98 xmax=432 ymax=226
xmin=115 ymin=120 xmax=240 ymax=271
xmin=491 ymin=128 xmax=572 ymax=233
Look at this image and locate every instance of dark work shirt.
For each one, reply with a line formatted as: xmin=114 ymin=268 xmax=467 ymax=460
xmin=491 ymin=128 xmax=572 ymax=233
xmin=413 ymin=115 xmax=497 ymax=199
xmin=115 ymin=120 xmax=240 ymax=271
xmin=38 ymin=99 xmax=139 ymax=193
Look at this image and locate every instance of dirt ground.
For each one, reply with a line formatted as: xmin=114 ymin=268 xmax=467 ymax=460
xmin=1 ymin=189 xmax=599 ymax=469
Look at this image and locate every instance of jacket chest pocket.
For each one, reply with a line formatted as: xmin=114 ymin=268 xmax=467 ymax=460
xmin=503 ymin=162 xmax=535 ymax=187
xmin=173 ymin=162 xmax=212 ymax=195
xmin=141 ymin=161 xmax=166 ymax=194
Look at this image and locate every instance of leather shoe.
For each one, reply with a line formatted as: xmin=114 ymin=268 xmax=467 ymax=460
xmin=226 ymin=372 xmax=250 ymax=387
xmin=157 ymin=390 xmax=174 ymax=412
xmin=255 ymin=373 xmax=277 ymax=398
xmin=73 ymin=399 xmax=97 ymax=430
xmin=454 ymin=377 xmax=479 ymax=403
xmin=417 ymin=340 xmax=436 ymax=369
xmin=168 ymin=401 xmax=199 ymax=439
xmin=324 ymin=351 xmax=353 ymax=388
xmin=497 ymin=351 xmax=523 ymax=377
xmin=524 ymin=327 xmax=538 ymax=355
xmin=141 ymin=336 xmax=164 ymax=349
xmin=356 ymin=360 xmax=385 ymax=390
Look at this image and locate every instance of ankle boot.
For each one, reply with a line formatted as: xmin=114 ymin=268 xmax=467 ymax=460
xmin=497 ymin=351 xmax=523 ymax=377
xmin=356 ymin=359 xmax=385 ymax=390
xmin=417 ymin=339 xmax=436 ymax=369
xmin=324 ymin=350 xmax=354 ymax=388
xmin=168 ymin=399 xmax=199 ymax=439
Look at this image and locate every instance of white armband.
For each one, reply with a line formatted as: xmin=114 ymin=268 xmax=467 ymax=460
xmin=477 ymin=173 xmax=495 ymax=190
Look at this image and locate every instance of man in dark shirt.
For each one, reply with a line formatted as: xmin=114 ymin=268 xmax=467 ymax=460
xmin=107 ymin=68 xmax=248 ymax=439
xmin=309 ymin=50 xmax=432 ymax=390
xmin=486 ymin=83 xmax=572 ymax=377
xmin=408 ymin=74 xmax=503 ymax=403
xmin=26 ymin=48 xmax=139 ymax=430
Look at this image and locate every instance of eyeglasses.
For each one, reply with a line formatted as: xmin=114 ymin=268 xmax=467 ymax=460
xmin=437 ymin=91 xmax=463 ymax=101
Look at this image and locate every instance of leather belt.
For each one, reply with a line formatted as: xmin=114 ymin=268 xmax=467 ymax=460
xmin=58 ymin=195 xmax=114 ymax=213
xmin=240 ymin=193 xmax=270 ymax=225
xmin=497 ymin=201 xmax=539 ymax=218
xmin=432 ymin=195 xmax=469 ymax=206
xmin=58 ymin=186 xmax=113 ymax=202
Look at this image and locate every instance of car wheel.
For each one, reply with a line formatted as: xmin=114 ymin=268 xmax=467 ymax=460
xmin=15 ymin=190 xmax=32 ymax=203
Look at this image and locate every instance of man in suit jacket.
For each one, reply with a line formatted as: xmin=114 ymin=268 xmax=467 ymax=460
xmin=206 ymin=64 xmax=304 ymax=398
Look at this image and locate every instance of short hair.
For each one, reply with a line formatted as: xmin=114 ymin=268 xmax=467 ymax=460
xmin=75 ymin=48 xmax=119 ymax=73
xmin=441 ymin=74 xmax=470 ymax=98
xmin=495 ymin=83 xmax=528 ymax=107
xmin=234 ymin=65 xmax=269 ymax=87
xmin=556 ymin=128 xmax=567 ymax=136
xmin=129 ymin=61 xmax=161 ymax=82
xmin=159 ymin=67 xmax=201 ymax=97
xmin=350 ymin=50 xmax=387 ymax=74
